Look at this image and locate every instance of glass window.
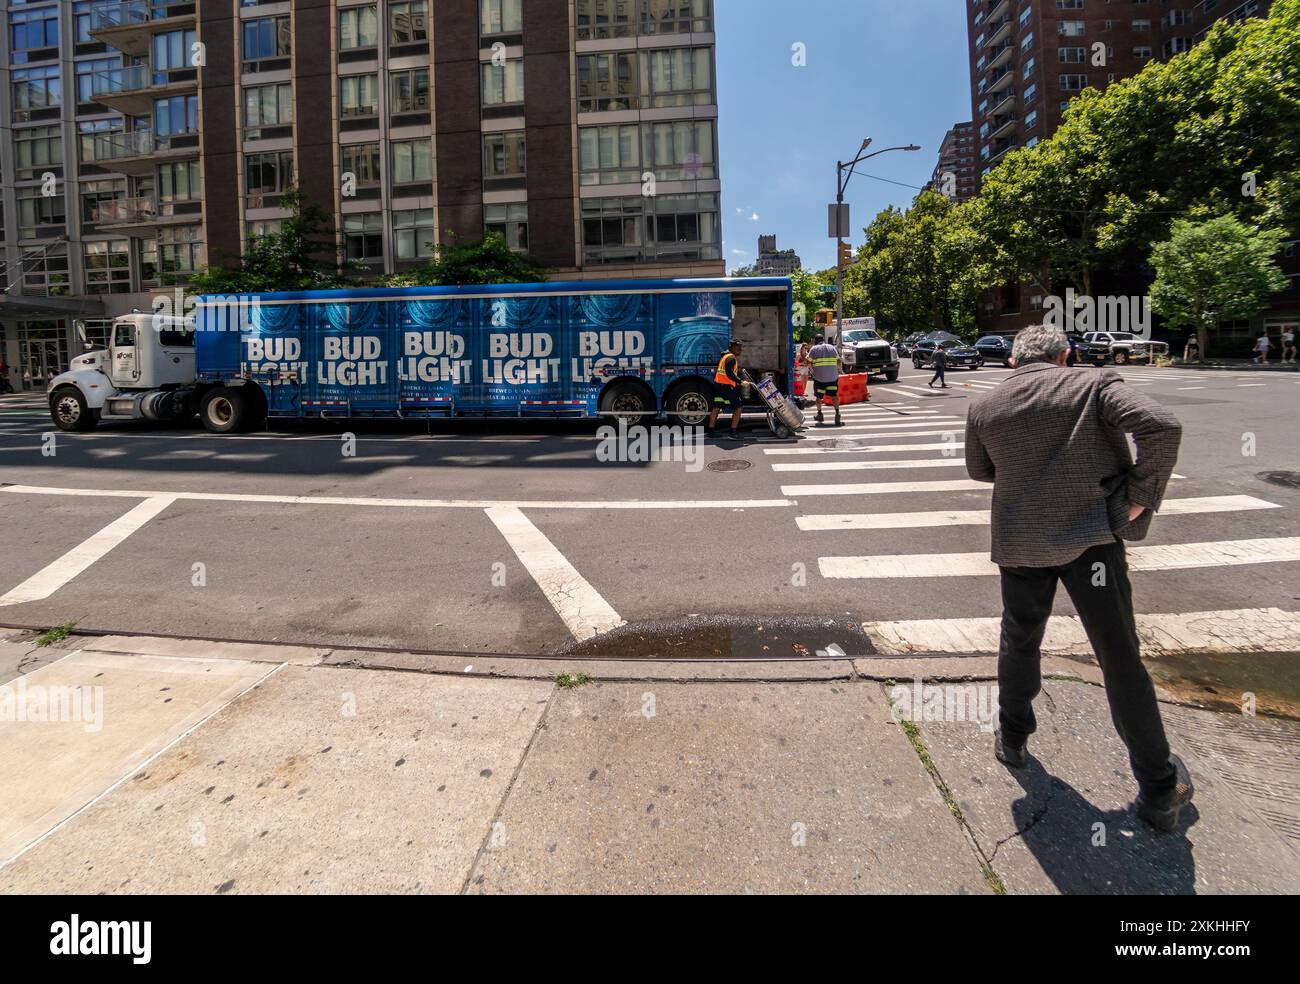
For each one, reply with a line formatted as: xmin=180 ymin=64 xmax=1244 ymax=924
xmin=484 ymin=131 xmax=526 ymax=178
xmin=13 ymin=124 xmax=62 ymax=173
xmin=340 ymin=74 xmax=379 ymax=116
xmin=577 ymin=52 xmax=638 ymax=112
xmin=244 ymin=82 xmax=294 ymax=127
xmin=575 ymin=0 xmax=634 ymax=40
xmin=81 ymin=179 xmax=126 ymax=222
xmin=390 ymin=1 xmax=429 ymax=43
xmin=13 ymin=65 xmax=62 ymax=110
xmin=578 ymin=123 xmax=640 ymax=184
xmin=344 ymin=213 xmax=384 ymax=261
xmin=480 ymin=0 xmax=523 ymax=34
xmin=84 ymin=240 xmax=132 ymax=294
xmin=393 ymin=209 xmax=434 ymax=259
xmin=76 ymin=57 xmax=121 ymax=102
xmin=156 ymin=225 xmax=204 ymax=284
xmin=341 ymin=142 xmax=382 ymax=185
xmin=641 ymin=47 xmax=712 ymax=108
xmin=485 ymin=203 xmax=528 ymax=252
xmin=10 ymin=6 xmax=60 ymax=56
xmin=155 ymin=94 xmax=198 ymax=136
xmin=643 ymin=0 xmax=713 ymax=35
xmin=17 ymin=186 xmax=67 ymax=239
xmin=339 ymin=5 xmax=379 ymax=49
xmin=243 ymin=16 xmax=291 ymax=61
xmin=643 ymin=119 xmax=715 ymax=180
xmin=159 ymin=161 xmax=201 ymax=203
xmin=392 ymin=138 xmax=432 ymax=183
xmin=152 ymin=29 xmax=197 ymax=75
xmin=481 ymin=61 xmax=524 ymax=106
xmin=245 ymin=151 xmax=294 ymax=196
xmin=390 ymin=68 xmax=430 ymax=112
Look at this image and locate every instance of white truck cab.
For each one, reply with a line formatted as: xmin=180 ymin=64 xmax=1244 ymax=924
xmin=48 ymin=314 xmax=198 ymax=431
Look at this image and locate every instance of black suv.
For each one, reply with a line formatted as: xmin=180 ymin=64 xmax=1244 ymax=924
xmin=911 ymin=333 xmax=983 ymax=370
xmin=975 ymin=334 xmax=1016 ymax=366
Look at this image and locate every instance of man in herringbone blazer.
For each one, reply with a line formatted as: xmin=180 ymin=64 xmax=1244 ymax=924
xmin=964 ymin=325 xmax=1194 ymax=832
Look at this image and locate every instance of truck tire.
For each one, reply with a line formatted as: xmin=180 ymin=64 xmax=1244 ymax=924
xmin=599 ymin=381 xmax=655 ymax=422
xmin=50 ymin=386 xmax=98 ymax=432
xmin=885 ymin=368 xmax=899 ymax=382
xmin=1113 ymin=350 xmax=1129 ymax=365
xmin=200 ymin=388 xmax=246 ymax=433
xmin=663 ymin=379 xmax=712 ymax=427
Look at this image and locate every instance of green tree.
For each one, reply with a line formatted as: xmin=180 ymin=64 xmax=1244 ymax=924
xmin=383 ymin=232 xmax=547 ymax=287
xmin=1149 ymin=215 xmax=1288 ymax=356
xmin=790 ymin=266 xmax=834 ymax=341
xmin=189 ymin=186 xmax=346 ymax=293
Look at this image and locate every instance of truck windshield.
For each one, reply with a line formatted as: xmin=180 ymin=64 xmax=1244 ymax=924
xmin=843 ymin=330 xmax=880 ymax=342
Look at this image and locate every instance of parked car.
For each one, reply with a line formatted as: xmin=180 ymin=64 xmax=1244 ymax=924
xmin=1066 ymin=332 xmax=1093 ymax=366
xmin=839 ymin=327 xmax=900 ymax=381
xmin=1082 ymin=331 xmax=1169 ymax=365
xmin=895 ymin=333 xmax=924 ymax=358
xmin=911 ymin=332 xmax=983 ymax=370
xmin=975 ymin=334 xmax=1017 ymax=366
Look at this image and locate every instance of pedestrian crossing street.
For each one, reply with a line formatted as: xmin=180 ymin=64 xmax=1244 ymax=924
xmin=766 ymin=372 xmax=1298 ymax=647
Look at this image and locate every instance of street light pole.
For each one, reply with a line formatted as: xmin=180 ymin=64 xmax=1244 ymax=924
xmin=832 ymin=141 xmax=921 ymax=342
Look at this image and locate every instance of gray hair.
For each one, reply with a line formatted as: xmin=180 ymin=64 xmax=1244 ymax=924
xmin=1011 ymin=325 xmax=1069 ymax=365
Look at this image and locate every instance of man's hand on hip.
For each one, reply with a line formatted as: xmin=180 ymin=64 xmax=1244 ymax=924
xmin=1128 ymin=503 xmax=1147 ymax=523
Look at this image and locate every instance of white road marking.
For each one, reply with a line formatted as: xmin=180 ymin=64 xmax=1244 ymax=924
xmin=1238 ymin=383 xmax=1266 ymax=387
xmin=866 ymin=388 xmax=927 ymax=400
xmin=484 ymin=505 xmax=624 ymax=641
xmin=0 ymin=496 xmax=175 ymax=606
xmin=820 ymin=536 xmax=1300 ymax=579
xmin=767 ymin=441 xmax=961 ymax=455
xmin=892 ymin=384 xmax=950 ymax=396
xmin=794 ymin=428 xmax=963 ymax=441
xmin=772 ymin=458 xmax=967 ymax=473
xmin=782 ymin=479 xmax=990 ymax=497
xmin=863 ymin=608 xmax=1300 ymax=657
xmin=0 ymin=483 xmax=790 ymax=511
xmin=1177 ymin=386 xmax=1205 ymax=391
xmin=796 ymin=495 xmax=1278 ymax=530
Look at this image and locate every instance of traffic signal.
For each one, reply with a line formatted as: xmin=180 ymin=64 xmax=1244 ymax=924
xmin=838 ymin=241 xmax=854 ymax=269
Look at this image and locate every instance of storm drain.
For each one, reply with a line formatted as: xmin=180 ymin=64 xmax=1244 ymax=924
xmin=1258 ymin=470 xmax=1300 ymax=489
xmin=706 ymin=459 xmax=752 ymax=472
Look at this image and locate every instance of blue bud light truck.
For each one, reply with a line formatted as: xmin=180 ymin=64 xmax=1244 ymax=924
xmin=47 ymin=278 xmax=795 ymax=433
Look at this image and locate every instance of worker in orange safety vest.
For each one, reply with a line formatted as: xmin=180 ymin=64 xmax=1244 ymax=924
xmin=707 ymin=339 xmax=747 ymax=439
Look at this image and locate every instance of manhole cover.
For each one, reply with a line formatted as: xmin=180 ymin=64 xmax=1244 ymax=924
xmin=707 ymin=459 xmax=753 ymax=472
xmin=1258 ymin=470 xmax=1300 ymax=489
xmin=817 ymin=438 xmax=868 ymax=449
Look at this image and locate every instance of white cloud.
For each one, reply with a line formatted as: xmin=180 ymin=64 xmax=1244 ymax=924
xmin=749 ymin=212 xmax=760 ymax=222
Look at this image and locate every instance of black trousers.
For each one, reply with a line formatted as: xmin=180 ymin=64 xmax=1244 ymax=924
xmin=930 ymin=367 xmax=946 ymax=385
xmin=997 ymin=541 xmax=1176 ymax=798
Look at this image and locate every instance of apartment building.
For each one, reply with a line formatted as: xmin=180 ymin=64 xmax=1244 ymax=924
xmin=965 ymin=0 xmax=1291 ymax=336
xmin=754 ymin=233 xmax=799 ymax=276
xmin=924 ymin=121 xmax=977 ymax=203
xmin=0 ymin=0 xmax=722 ymax=390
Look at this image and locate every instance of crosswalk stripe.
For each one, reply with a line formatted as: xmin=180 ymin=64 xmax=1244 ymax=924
xmin=767 ymin=441 xmax=960 ymax=456
xmin=820 ymin=536 xmax=1300 ymax=579
xmin=782 ymin=479 xmax=990 ymax=497
xmin=892 ymin=384 xmax=948 ymax=396
xmin=772 ymin=457 xmax=965 ymax=473
xmin=795 ymin=495 xmax=1279 ymax=530
xmin=868 ymin=388 xmax=927 ymax=400
xmin=826 ymin=418 xmax=964 ymax=430
xmin=793 ymin=428 xmax=963 ymax=442
xmin=863 ymin=608 xmax=1300 ymax=656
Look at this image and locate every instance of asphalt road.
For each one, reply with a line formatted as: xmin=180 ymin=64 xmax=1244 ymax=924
xmin=1 ymin=362 xmax=1297 ymax=657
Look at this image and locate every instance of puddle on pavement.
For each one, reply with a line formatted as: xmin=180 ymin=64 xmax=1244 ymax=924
xmin=1141 ymin=650 xmax=1300 ymax=720
xmin=558 ymin=615 xmax=872 ymax=661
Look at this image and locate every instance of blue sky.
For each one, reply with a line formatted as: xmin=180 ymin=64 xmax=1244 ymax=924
xmin=716 ymin=0 xmax=972 ymax=272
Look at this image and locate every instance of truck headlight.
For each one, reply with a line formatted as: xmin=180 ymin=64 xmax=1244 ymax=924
xmin=889 ymin=347 xmax=898 ymax=360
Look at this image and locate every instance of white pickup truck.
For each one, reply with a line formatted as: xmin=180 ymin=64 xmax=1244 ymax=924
xmin=1082 ymin=331 xmax=1169 ymax=365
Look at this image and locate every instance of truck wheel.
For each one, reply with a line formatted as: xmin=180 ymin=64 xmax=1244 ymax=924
xmin=664 ymin=380 xmax=712 ymax=427
xmin=885 ymin=369 xmax=899 ymax=382
xmin=200 ymin=388 xmax=246 ymax=433
xmin=599 ymin=381 xmax=654 ymax=422
xmin=50 ymin=387 xmax=98 ymax=432
xmin=1113 ymin=350 xmax=1129 ymax=365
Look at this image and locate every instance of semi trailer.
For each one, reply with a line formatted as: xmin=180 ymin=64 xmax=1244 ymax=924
xmin=46 ymin=277 xmax=795 ymax=433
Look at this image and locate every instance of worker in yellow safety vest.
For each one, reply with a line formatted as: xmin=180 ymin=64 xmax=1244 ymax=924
xmin=707 ymin=339 xmax=747 ymax=439
xmin=807 ymin=333 xmax=843 ymax=427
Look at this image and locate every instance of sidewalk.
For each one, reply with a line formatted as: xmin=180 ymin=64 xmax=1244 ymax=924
xmin=1 ymin=628 xmax=1296 ymax=894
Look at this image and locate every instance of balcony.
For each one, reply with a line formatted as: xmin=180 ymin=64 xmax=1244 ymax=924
xmin=988 ymin=40 xmax=1014 ymax=70
xmin=89 ymin=1 xmax=196 ymax=58
xmin=985 ymin=16 xmax=1012 ymax=47
xmin=81 ymin=128 xmax=200 ymax=176
xmin=987 ymin=66 xmax=1015 ymax=94
xmin=988 ymin=0 xmax=1010 ymax=20
xmin=90 ymin=195 xmax=203 ymax=235
xmin=88 ymin=63 xmax=198 ymax=116
xmin=989 ymin=90 xmax=1016 ymax=117
xmin=988 ymin=138 xmax=1018 ymax=163
xmin=990 ymin=115 xmax=1016 ymax=140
